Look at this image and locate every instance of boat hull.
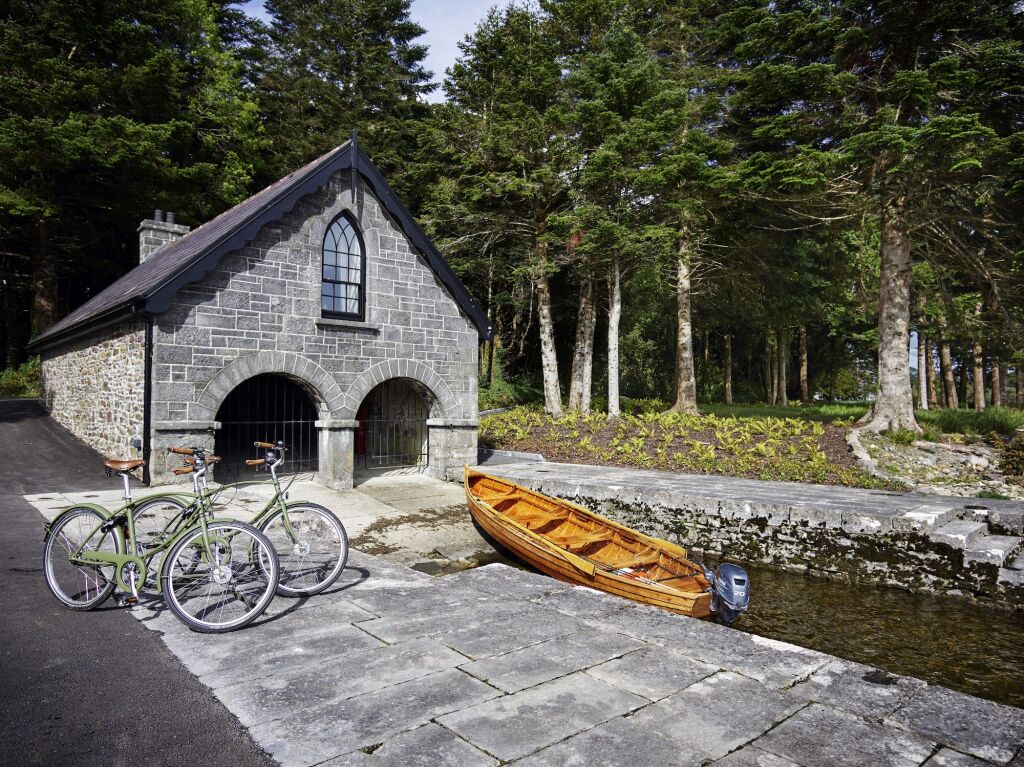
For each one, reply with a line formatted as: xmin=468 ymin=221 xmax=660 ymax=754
xmin=465 ymin=468 xmax=713 ymax=619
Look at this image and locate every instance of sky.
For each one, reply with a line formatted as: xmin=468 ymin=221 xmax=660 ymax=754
xmin=239 ymin=0 xmax=497 ymax=103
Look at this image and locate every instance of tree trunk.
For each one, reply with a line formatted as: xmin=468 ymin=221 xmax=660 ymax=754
xmin=972 ymin=341 xmax=985 ymax=411
xmin=767 ymin=329 xmax=777 ymax=406
xmin=667 ymin=239 xmax=698 ymax=414
xmin=925 ymin=336 xmax=939 ymax=411
xmin=799 ymin=326 xmax=809 ymax=404
xmin=939 ymin=335 xmax=958 ymax=409
xmin=724 ymin=332 xmax=733 ymax=406
xmin=861 ymin=196 xmax=919 ymax=432
xmin=958 ymin=353 xmax=969 ymax=408
xmin=917 ymin=333 xmax=928 ymax=410
xmin=999 ymin=363 xmax=1008 ymax=406
xmin=567 ymin=274 xmax=596 ymax=413
xmin=1016 ymin=366 xmax=1023 ymax=407
xmin=992 ymin=361 xmax=1002 ymax=408
xmin=607 ymin=260 xmax=621 ymax=418
xmin=31 ymin=218 xmax=59 ymax=335
xmin=535 ymin=243 xmax=563 ymax=418
xmin=776 ymin=326 xmax=789 ymax=407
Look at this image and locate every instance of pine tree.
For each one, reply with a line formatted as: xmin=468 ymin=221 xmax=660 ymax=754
xmin=0 ymin=0 xmax=263 ymax=344
xmin=257 ymin=0 xmax=433 ymax=195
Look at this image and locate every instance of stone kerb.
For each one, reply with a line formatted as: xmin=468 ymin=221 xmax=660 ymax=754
xmin=338 ymin=358 xmax=459 ymax=420
xmin=194 ymin=351 xmax=341 ymax=421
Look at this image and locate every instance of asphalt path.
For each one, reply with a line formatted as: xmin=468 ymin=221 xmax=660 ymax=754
xmin=0 ymin=398 xmax=276 ymax=767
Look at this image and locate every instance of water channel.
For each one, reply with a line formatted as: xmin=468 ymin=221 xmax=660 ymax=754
xmin=733 ymin=563 xmax=1024 ymax=708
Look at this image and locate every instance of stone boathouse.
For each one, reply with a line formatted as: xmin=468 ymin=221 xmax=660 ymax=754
xmin=29 ymin=138 xmax=490 ymax=487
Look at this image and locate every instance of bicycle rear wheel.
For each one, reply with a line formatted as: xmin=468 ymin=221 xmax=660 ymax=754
xmin=43 ymin=507 xmax=124 ymax=610
xmin=259 ymin=503 xmax=348 ymax=596
xmin=160 ymin=521 xmax=278 ymax=633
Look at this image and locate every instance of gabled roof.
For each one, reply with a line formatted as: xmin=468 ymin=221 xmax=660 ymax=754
xmin=29 ymin=139 xmax=491 ymax=351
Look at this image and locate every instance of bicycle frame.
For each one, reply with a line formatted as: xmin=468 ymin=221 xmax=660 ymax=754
xmin=52 ymin=467 xmax=235 ymax=597
xmin=174 ymin=448 xmax=305 ymax=543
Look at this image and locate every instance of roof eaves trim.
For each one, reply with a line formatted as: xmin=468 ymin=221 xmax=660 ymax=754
xmin=143 ymin=144 xmax=353 ymax=315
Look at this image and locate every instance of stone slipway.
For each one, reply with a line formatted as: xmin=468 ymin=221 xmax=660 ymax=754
xmin=23 ymin=488 xmax=1024 ymax=765
xmin=476 ymin=462 xmax=1024 ymax=608
xmin=28 ymin=530 xmax=1024 ymax=766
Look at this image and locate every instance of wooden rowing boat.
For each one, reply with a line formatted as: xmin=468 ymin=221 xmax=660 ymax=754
xmin=464 ymin=467 xmax=715 ymax=619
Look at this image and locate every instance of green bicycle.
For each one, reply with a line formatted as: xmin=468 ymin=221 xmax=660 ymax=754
xmin=43 ymin=457 xmax=280 ymax=633
xmin=158 ymin=441 xmax=349 ymax=597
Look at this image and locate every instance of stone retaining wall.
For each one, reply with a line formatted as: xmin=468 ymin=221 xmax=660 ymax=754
xmin=40 ymin=321 xmax=146 ymax=461
xmin=483 ymin=464 xmax=1024 ymax=610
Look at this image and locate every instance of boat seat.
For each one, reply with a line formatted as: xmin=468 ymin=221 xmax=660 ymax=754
xmin=548 ymin=529 xmax=614 ymax=552
xmin=611 ymin=549 xmax=659 ymax=570
xmin=508 ymin=509 xmax=568 ymax=530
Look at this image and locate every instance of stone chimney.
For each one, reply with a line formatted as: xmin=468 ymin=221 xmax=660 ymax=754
xmin=138 ymin=209 xmax=190 ymax=263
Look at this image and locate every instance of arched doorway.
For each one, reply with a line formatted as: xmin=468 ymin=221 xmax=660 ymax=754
xmin=356 ymin=378 xmax=433 ymax=469
xmin=215 ymin=373 xmax=319 ymax=480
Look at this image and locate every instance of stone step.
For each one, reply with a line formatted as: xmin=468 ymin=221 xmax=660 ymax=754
xmin=963 ymin=535 xmax=1023 ymax=566
xmin=930 ymin=521 xmax=990 ymax=549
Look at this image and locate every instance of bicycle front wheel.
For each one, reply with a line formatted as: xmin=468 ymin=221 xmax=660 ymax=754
xmin=43 ymin=507 xmax=124 ymax=610
xmin=160 ymin=521 xmax=278 ymax=633
xmin=259 ymin=503 xmax=348 ymax=596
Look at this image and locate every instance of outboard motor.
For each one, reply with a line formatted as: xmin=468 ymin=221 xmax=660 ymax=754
xmin=706 ymin=563 xmax=751 ymax=626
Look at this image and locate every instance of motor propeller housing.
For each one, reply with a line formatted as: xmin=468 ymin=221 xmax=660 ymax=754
xmin=707 ymin=563 xmax=751 ymax=626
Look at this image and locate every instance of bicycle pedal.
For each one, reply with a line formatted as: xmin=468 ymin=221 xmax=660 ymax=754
xmin=115 ymin=595 xmax=138 ymax=608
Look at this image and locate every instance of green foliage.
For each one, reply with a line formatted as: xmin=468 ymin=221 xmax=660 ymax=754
xmin=0 ymin=357 xmax=40 ymax=397
xmin=999 ymin=436 xmax=1024 ymax=478
xmin=480 ymin=404 xmax=891 ymax=488
xmin=917 ymin=408 xmax=1024 ymax=439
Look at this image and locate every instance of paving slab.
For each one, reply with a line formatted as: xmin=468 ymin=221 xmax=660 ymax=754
xmin=441 ymin=562 xmax=573 ymax=601
xmin=586 ymin=645 xmax=719 ymax=700
xmin=510 ymin=714 xmax=704 ymax=766
xmin=925 ymin=750 xmax=1003 ymax=767
xmin=710 ymin=747 xmax=803 ymax=766
xmin=459 ymin=629 xmax=646 ymax=693
xmin=887 ymin=684 xmax=1024 ymax=765
xmin=432 ymin=603 xmax=589 ymax=660
xmin=251 ymin=668 xmax=500 ymax=767
xmin=786 ymin=658 xmax=926 ymax=719
xmin=437 ymin=672 xmax=648 ymax=762
xmin=628 ymin=671 xmax=805 ymax=761
xmin=529 ymin=584 xmax=636 ymax=618
xmin=367 ymin=723 xmax=498 ymax=767
xmin=757 ymin=702 xmax=935 ymax=767
xmin=213 ymin=637 xmax=468 ymax=728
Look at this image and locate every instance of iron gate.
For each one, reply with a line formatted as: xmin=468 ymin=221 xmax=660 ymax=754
xmin=215 ymin=373 xmax=319 ymax=482
xmin=356 ymin=379 xmax=430 ymax=469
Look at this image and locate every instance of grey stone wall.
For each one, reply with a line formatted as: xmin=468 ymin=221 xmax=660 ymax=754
xmin=149 ymin=175 xmax=478 ymax=485
xmin=40 ymin=321 xmax=146 ymax=462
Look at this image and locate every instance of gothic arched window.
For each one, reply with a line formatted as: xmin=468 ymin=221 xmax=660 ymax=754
xmin=322 ymin=213 xmax=365 ymax=319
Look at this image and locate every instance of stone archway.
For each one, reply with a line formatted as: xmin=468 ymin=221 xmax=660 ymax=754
xmin=355 ymin=377 xmax=436 ymax=470
xmin=214 ymin=373 xmax=320 ymax=482
xmin=338 ymin=359 xmax=458 ymax=422
xmin=195 ymin=351 xmax=344 ymax=421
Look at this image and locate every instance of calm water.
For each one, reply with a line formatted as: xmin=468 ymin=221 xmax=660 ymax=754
xmin=732 ymin=563 xmax=1024 ymax=708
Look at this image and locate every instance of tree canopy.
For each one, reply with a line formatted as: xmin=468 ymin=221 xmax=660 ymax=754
xmin=2 ymin=0 xmax=1022 ymax=422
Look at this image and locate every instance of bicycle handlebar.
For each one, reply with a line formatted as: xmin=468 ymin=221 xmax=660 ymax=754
xmin=245 ymin=459 xmax=265 ymax=466
xmin=168 ymin=446 xmax=195 ymax=455
xmin=253 ymin=441 xmax=276 ymax=449
xmin=173 ymin=467 xmax=194 ymax=475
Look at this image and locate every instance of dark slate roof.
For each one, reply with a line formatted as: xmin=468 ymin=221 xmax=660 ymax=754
xmin=29 ymin=139 xmax=491 ymax=351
